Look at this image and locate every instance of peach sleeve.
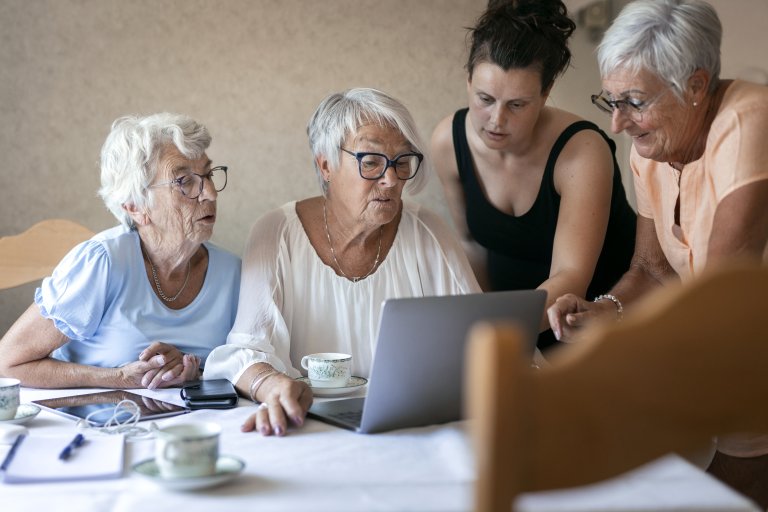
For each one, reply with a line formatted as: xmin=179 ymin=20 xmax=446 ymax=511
xmin=706 ymin=99 xmax=768 ymax=200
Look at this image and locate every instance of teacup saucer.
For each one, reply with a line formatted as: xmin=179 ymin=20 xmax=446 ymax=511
xmin=0 ymin=404 xmax=41 ymax=425
xmin=132 ymin=455 xmax=245 ymax=491
xmin=297 ymin=376 xmax=368 ymax=397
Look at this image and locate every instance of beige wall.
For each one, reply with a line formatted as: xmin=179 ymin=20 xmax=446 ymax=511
xmin=1 ymin=0 xmax=766 ymax=333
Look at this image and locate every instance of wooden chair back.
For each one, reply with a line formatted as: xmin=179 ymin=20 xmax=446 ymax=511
xmin=0 ymin=219 xmax=94 ymax=290
xmin=466 ymin=263 xmax=768 ymax=512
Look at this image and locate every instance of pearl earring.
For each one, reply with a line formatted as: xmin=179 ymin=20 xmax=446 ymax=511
xmin=693 ymin=101 xmax=698 ymax=107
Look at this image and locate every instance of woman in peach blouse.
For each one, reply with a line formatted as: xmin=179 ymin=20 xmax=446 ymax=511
xmin=546 ymin=0 xmax=768 ymax=506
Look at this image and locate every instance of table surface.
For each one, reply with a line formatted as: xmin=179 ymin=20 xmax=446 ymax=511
xmin=0 ymin=387 xmax=759 ymax=512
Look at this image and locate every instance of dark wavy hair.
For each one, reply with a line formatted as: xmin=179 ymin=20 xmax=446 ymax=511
xmin=467 ymin=0 xmax=576 ymax=92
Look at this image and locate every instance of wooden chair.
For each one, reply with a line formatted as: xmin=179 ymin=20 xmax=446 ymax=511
xmin=465 ymin=263 xmax=768 ymax=512
xmin=0 ymin=219 xmax=94 ymax=290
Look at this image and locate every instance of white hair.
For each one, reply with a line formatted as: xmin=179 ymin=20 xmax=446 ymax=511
xmin=98 ymin=113 xmax=211 ymax=228
xmin=306 ymin=88 xmax=430 ymax=195
xmin=597 ymin=0 xmax=722 ymax=100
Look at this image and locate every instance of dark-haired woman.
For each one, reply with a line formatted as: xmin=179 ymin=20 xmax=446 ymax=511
xmin=431 ymin=0 xmax=636 ymax=351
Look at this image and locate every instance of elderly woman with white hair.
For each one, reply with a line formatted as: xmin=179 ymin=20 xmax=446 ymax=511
xmin=0 ymin=113 xmax=240 ymax=390
xmin=204 ymin=88 xmax=479 ymax=436
xmin=545 ymin=0 xmax=768 ymax=505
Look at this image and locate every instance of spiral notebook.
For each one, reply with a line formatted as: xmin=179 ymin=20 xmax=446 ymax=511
xmin=1 ymin=433 xmax=125 ymax=483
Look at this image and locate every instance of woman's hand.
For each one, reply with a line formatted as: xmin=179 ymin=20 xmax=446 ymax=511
xmin=143 ymin=352 xmax=200 ymax=389
xmin=547 ymin=294 xmax=616 ymax=342
xmin=122 ymin=342 xmax=200 ymax=389
xmin=241 ymin=372 xmax=312 ymax=436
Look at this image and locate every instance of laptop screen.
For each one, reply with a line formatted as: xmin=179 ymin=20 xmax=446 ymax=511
xmin=309 ymin=289 xmax=546 ymax=434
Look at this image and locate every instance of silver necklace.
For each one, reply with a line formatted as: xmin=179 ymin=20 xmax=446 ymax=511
xmin=323 ymin=199 xmax=382 ymax=282
xmin=141 ymin=245 xmax=191 ymax=302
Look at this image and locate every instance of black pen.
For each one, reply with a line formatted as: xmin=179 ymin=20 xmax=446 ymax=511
xmin=58 ymin=433 xmax=86 ymax=461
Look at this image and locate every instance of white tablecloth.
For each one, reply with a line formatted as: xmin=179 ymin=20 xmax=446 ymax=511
xmin=0 ymin=387 xmax=759 ymax=512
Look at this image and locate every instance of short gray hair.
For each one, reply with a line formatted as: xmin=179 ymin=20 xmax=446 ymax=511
xmin=307 ymin=88 xmax=429 ymax=195
xmin=597 ymin=0 xmax=722 ymax=100
xmin=98 ymin=113 xmax=211 ymax=228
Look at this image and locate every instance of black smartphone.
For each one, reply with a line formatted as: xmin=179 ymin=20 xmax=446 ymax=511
xmin=180 ymin=379 xmax=239 ymax=409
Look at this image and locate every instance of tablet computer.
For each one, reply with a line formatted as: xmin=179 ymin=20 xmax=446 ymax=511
xmin=33 ymin=390 xmax=190 ymax=426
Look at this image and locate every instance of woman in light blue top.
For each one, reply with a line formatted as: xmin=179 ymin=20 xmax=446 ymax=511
xmin=0 ymin=113 xmax=240 ymax=390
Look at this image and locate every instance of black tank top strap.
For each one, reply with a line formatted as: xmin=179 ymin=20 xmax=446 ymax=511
xmin=451 ymin=108 xmax=472 ymax=182
xmin=543 ymin=120 xmax=609 ymax=193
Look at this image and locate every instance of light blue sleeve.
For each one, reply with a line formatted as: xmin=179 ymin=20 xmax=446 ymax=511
xmin=35 ymin=240 xmax=112 ymax=341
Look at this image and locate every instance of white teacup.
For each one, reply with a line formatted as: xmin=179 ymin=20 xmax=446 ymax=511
xmin=0 ymin=378 xmax=20 ymax=421
xmin=154 ymin=422 xmax=221 ymax=478
xmin=300 ymin=352 xmax=352 ymax=388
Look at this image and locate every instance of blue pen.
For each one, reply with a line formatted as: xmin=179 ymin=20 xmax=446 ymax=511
xmin=58 ymin=433 xmax=86 ymax=461
xmin=0 ymin=434 xmax=26 ymax=471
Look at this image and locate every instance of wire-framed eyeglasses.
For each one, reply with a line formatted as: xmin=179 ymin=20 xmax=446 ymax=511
xmin=150 ymin=166 xmax=228 ymax=199
xmin=340 ymin=148 xmax=423 ymax=181
xmin=590 ymin=88 xmax=669 ymax=122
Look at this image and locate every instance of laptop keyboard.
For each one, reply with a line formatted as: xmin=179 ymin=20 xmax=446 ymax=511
xmin=330 ymin=410 xmax=362 ymax=424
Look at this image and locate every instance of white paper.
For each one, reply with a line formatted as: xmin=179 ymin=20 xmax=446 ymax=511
xmin=2 ymin=433 xmax=124 ymax=483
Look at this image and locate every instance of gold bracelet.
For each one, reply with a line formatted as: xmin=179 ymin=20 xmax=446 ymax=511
xmin=594 ymin=294 xmax=623 ymax=321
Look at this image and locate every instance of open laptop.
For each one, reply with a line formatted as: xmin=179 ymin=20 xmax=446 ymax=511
xmin=308 ymin=289 xmax=546 ymax=434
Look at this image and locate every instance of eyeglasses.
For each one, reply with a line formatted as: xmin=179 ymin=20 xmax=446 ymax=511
xmin=590 ymin=88 xmax=669 ymax=122
xmin=150 ymin=166 xmax=228 ymax=199
xmin=340 ymin=148 xmax=423 ymax=181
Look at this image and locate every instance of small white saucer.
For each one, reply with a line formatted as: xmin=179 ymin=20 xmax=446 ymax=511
xmin=0 ymin=404 xmax=41 ymax=425
xmin=297 ymin=376 xmax=368 ymax=397
xmin=132 ymin=455 xmax=245 ymax=491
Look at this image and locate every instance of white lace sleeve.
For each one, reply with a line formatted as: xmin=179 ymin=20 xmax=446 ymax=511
xmin=204 ymin=206 xmax=300 ymax=382
xmin=411 ymin=204 xmax=482 ymax=296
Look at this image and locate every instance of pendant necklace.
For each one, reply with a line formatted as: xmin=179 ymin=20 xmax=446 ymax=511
xmin=141 ymin=244 xmax=191 ymax=302
xmin=323 ymin=199 xmax=382 ymax=282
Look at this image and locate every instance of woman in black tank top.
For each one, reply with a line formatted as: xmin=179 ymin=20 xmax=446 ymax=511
xmin=431 ymin=0 xmax=636 ymax=352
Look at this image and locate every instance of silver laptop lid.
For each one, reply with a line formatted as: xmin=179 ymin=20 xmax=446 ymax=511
xmin=358 ymin=289 xmax=546 ymax=433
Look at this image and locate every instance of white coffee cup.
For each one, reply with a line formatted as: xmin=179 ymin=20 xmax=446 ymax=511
xmin=154 ymin=422 xmax=221 ymax=478
xmin=0 ymin=378 xmax=20 ymax=421
xmin=300 ymin=352 xmax=352 ymax=388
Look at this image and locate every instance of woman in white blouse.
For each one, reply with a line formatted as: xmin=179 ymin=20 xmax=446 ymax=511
xmin=204 ymin=88 xmax=480 ymax=436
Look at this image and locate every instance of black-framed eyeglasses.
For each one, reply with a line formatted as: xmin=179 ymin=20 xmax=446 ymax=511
xmin=590 ymin=88 xmax=669 ymax=122
xmin=150 ymin=166 xmax=228 ymax=199
xmin=340 ymin=147 xmax=423 ymax=181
